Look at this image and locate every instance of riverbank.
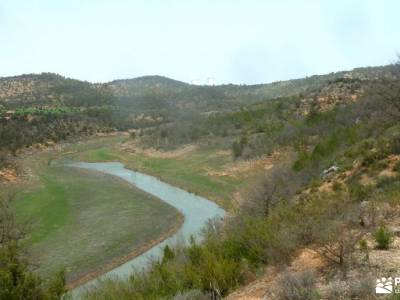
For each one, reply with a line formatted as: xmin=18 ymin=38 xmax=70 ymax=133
xmin=66 ymin=212 xmax=184 ymax=290
xmin=68 ymin=161 xmax=225 ymax=296
xmin=68 ymin=136 xmax=283 ymax=210
xmin=4 ymin=136 xmax=184 ymax=284
xmin=5 ymin=133 xmax=274 ymax=292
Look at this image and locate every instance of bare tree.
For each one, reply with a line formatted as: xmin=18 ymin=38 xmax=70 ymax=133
xmin=242 ymin=163 xmax=306 ymax=217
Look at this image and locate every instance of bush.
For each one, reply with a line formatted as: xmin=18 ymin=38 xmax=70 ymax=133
xmin=0 ymin=194 xmax=66 ymax=300
xmin=277 ymin=271 xmax=320 ymax=300
xmin=374 ymin=226 xmax=393 ymax=250
xmin=332 ymin=181 xmax=343 ymax=191
xmin=325 ymin=280 xmax=350 ymax=300
xmin=390 ymin=293 xmax=400 ymax=300
xmin=231 ymin=136 xmax=248 ymax=158
xmin=393 ymin=161 xmax=400 ymax=173
xmin=232 ymin=141 xmax=243 ymax=158
xmin=172 ymin=289 xmax=209 ymax=300
xmin=349 ymin=181 xmax=373 ymax=202
xmin=325 ymin=277 xmax=376 ymax=300
xmin=349 ymin=276 xmax=376 ymax=299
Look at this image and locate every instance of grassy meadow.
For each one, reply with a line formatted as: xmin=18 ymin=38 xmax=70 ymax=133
xmin=70 ymin=137 xmax=265 ymax=210
xmin=8 ymin=133 xmax=269 ymax=286
xmin=10 ymin=136 xmax=182 ymax=283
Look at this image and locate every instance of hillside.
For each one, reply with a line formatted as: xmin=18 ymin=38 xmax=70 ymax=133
xmin=1 ymin=64 xmax=399 ymax=176
xmin=0 ymin=74 xmax=116 ymax=173
xmin=77 ymin=62 xmax=400 ymax=299
xmin=0 ymin=73 xmax=112 ymax=108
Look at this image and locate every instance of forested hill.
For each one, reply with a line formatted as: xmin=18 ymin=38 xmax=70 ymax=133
xmin=107 ymin=64 xmax=400 ymax=114
xmin=0 ymin=73 xmax=112 ymax=109
xmin=0 ymin=73 xmax=115 ymax=166
xmin=1 ymin=64 xmax=398 ymax=112
xmin=0 ymin=64 xmax=399 ymax=169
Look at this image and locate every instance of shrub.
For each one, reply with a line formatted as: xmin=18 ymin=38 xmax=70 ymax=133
xmin=332 ymin=181 xmax=343 ymax=191
xmin=376 ymin=176 xmax=399 ymax=189
xmin=231 ymin=136 xmax=248 ymax=158
xmin=393 ymin=161 xmax=400 ymax=173
xmin=358 ymin=239 xmax=369 ymax=262
xmin=349 ymin=276 xmax=376 ymax=299
xmin=390 ymin=293 xmax=400 ymax=300
xmin=172 ymin=289 xmax=209 ymax=300
xmin=362 ymin=151 xmax=386 ymax=168
xmin=277 ymin=271 xmax=320 ymax=300
xmin=292 ymin=151 xmax=309 ymax=171
xmin=390 ymin=136 xmax=400 ymax=155
xmin=349 ymin=181 xmax=373 ymax=202
xmin=325 ymin=276 xmax=376 ymax=300
xmin=0 ymin=194 xmax=66 ymax=300
xmin=325 ymin=280 xmax=350 ymax=300
xmin=374 ymin=226 xmax=393 ymax=250
xmin=232 ymin=141 xmax=243 ymax=158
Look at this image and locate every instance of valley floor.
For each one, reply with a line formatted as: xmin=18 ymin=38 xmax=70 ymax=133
xmin=3 ymin=135 xmax=183 ymax=285
xmin=70 ymin=136 xmax=288 ymax=210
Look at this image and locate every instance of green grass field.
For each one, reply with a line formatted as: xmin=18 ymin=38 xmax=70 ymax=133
xmin=71 ymin=137 xmax=258 ymax=209
xmin=11 ymin=137 xmax=182 ymax=282
xmin=10 ymin=134 xmax=260 ymax=283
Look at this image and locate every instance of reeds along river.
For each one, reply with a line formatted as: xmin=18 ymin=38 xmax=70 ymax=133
xmin=66 ymin=162 xmax=225 ymax=297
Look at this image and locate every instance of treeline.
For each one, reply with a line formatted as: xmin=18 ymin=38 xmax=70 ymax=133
xmin=0 ymin=108 xmax=119 ymax=169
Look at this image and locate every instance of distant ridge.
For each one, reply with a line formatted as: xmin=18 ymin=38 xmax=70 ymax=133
xmin=109 ymin=75 xmax=188 ymax=87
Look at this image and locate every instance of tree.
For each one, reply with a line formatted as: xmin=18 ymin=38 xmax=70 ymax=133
xmin=0 ymin=194 xmax=66 ymax=300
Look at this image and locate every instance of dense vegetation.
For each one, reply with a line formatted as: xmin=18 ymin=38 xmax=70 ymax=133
xmin=0 ymin=74 xmax=119 ymax=169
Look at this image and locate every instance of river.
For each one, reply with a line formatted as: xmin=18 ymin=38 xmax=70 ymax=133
xmin=67 ymin=162 xmax=226 ymax=297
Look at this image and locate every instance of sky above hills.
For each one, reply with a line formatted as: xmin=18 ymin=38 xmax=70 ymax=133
xmin=0 ymin=0 xmax=399 ymax=84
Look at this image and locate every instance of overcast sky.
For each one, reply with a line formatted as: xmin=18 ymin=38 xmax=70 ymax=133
xmin=0 ymin=0 xmax=399 ymax=84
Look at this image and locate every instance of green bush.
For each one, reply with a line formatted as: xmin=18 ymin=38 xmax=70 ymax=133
xmin=374 ymin=226 xmax=393 ymax=250
xmin=332 ymin=181 xmax=343 ymax=191
xmin=349 ymin=181 xmax=373 ymax=202
xmin=231 ymin=136 xmax=248 ymax=158
xmin=393 ymin=161 xmax=400 ymax=173
xmin=390 ymin=293 xmax=400 ymax=300
xmin=232 ymin=141 xmax=243 ymax=158
xmin=172 ymin=289 xmax=209 ymax=300
xmin=292 ymin=151 xmax=309 ymax=171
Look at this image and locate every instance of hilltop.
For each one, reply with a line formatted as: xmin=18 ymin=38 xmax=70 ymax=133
xmin=1 ymin=64 xmax=398 ymax=111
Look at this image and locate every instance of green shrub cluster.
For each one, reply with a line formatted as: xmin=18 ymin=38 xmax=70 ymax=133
xmin=374 ymin=226 xmax=393 ymax=250
xmin=0 ymin=195 xmax=65 ymax=300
